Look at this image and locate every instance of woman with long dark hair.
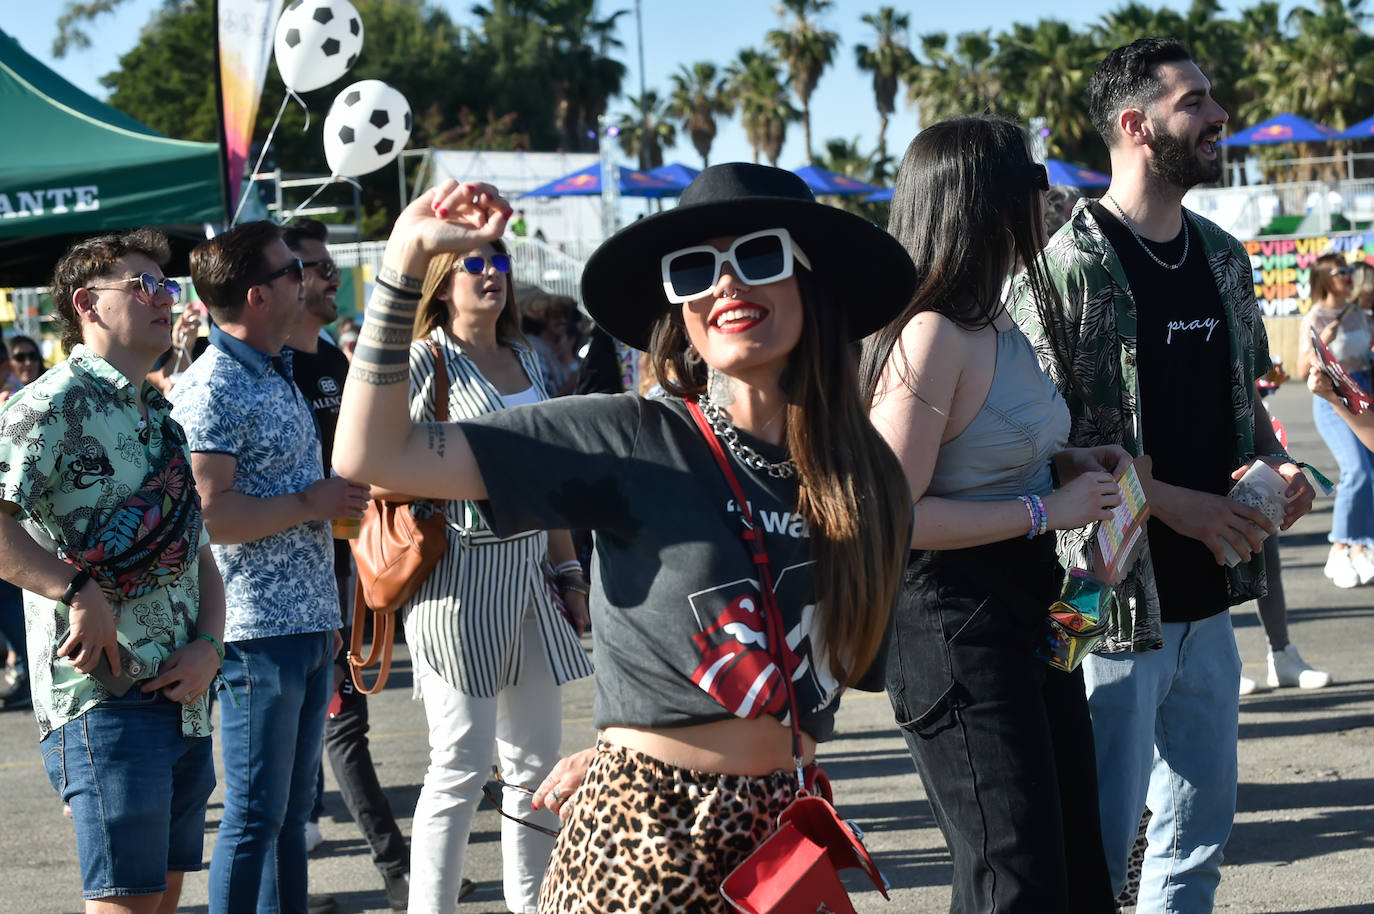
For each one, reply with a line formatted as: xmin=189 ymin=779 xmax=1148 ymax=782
xmin=336 ymin=163 xmax=914 ymax=913
xmin=860 ymin=115 xmax=1125 ymax=913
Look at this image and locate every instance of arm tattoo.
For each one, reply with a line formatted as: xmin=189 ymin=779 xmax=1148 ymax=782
xmin=347 ymin=363 xmax=410 ymax=385
xmin=425 ymin=422 xmax=447 ymax=459
xmin=377 ymin=265 xmax=425 ymax=292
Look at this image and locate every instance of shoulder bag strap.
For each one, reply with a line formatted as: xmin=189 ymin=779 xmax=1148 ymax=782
xmin=427 ymin=339 xmax=450 ymax=422
xmin=686 ymin=398 xmax=807 ymax=793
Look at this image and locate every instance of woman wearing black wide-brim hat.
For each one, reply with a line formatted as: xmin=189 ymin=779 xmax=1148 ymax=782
xmin=335 ymin=162 xmax=916 ymax=912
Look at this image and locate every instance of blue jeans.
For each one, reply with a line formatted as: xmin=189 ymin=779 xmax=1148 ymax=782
xmin=1083 ymin=613 xmax=1241 ymax=914
xmin=41 ymin=688 xmax=215 ymax=899
xmin=209 ymin=631 xmax=334 ymax=914
xmin=1312 ymin=370 xmax=1374 ymax=548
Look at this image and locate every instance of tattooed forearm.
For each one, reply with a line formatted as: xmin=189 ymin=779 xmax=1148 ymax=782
xmin=425 ymin=422 xmax=447 ymax=458
xmin=347 ymin=363 xmax=410 ymax=385
xmin=377 ymin=265 xmax=425 ymax=292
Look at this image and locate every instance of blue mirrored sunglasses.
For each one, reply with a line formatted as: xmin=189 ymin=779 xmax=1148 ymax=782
xmin=458 ymin=253 xmax=511 ymax=275
xmin=87 ymin=272 xmax=182 ymax=302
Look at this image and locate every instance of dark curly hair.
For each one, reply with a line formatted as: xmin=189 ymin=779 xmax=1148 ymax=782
xmin=50 ymin=228 xmax=171 ymax=353
xmin=1089 ymin=37 xmax=1193 ymax=145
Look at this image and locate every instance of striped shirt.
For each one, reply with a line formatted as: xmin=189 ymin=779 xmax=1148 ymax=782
xmin=401 ymin=328 xmax=593 ymax=696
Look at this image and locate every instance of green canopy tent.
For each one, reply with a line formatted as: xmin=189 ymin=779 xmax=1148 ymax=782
xmin=0 ymin=27 xmax=224 ymax=286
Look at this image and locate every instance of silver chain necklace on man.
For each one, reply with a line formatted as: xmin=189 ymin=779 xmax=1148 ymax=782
xmin=1105 ymin=193 xmax=1190 ymax=271
xmin=696 ymin=394 xmax=797 ymax=479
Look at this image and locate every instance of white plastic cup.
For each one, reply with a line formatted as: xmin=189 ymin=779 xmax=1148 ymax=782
xmin=1223 ymin=461 xmax=1289 ymax=566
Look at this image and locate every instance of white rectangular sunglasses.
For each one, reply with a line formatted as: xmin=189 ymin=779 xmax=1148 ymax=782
xmin=659 ymin=227 xmax=813 ymax=304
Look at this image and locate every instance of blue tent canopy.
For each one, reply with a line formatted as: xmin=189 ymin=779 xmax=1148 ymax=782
xmin=648 ymin=162 xmax=700 ymax=186
xmin=1336 ymin=114 xmax=1374 ymax=141
xmin=1219 ymin=113 xmax=1337 ymax=146
xmin=1045 ymin=159 xmax=1110 ymax=188
xmin=520 ymin=163 xmax=685 ymax=199
xmin=865 ymin=187 xmax=893 ymax=203
xmin=792 ymin=164 xmax=880 ymax=196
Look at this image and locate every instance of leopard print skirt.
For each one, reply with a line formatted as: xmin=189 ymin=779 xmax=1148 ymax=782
xmin=538 ymin=741 xmax=799 ymax=913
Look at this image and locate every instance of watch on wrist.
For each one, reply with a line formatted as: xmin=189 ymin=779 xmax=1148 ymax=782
xmin=60 ymin=569 xmax=92 ymax=607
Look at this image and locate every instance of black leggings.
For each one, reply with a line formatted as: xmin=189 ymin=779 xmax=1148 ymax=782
xmin=888 ymin=537 xmax=1116 ymax=914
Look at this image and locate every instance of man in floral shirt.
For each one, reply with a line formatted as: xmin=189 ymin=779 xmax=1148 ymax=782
xmin=170 ymin=221 xmax=368 ymax=914
xmin=0 ymin=228 xmax=226 ymax=912
xmin=1011 ymin=38 xmax=1316 ymax=914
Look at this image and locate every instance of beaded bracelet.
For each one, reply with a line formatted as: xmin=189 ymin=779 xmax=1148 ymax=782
xmin=1018 ymin=495 xmax=1038 ymax=538
xmin=1031 ymin=493 xmax=1049 ymax=537
xmin=552 ymin=559 xmax=583 ymax=577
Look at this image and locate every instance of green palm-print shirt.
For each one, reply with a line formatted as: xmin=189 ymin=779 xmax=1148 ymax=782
xmin=1010 ymin=199 xmax=1275 ymax=653
xmin=0 ymin=346 xmax=212 ymax=739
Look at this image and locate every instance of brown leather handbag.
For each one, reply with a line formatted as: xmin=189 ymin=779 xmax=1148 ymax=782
xmin=347 ymin=341 xmax=451 ymax=694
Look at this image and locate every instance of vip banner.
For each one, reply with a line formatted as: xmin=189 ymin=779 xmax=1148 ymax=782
xmin=216 ymin=0 xmax=278 ymax=219
xmin=1247 ymin=232 xmax=1374 ymax=316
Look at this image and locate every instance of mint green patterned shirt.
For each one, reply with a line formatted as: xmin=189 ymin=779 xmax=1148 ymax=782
xmin=0 ymin=346 xmax=212 ymax=739
xmin=1009 ymin=201 xmax=1273 ymax=653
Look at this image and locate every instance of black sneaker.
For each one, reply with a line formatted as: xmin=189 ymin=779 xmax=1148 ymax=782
xmin=2 ymin=679 xmax=30 ymax=711
xmin=383 ymin=869 xmax=409 ymax=911
xmin=308 ymin=895 xmax=340 ymax=914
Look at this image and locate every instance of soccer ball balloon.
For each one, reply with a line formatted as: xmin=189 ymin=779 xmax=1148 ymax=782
xmin=274 ymin=0 xmax=364 ymax=93
xmin=323 ymin=80 xmax=412 ymax=177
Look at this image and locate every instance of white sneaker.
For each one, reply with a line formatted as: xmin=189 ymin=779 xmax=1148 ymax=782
xmin=1350 ymin=549 xmax=1374 ymax=585
xmin=1323 ymin=548 xmax=1360 ymax=588
xmin=1267 ymin=644 xmax=1333 ymax=689
xmin=304 ymin=820 xmax=323 ymax=853
xmin=1239 ymin=675 xmax=1260 ymax=696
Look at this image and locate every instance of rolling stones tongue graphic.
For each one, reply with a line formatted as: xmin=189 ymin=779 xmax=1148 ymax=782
xmin=687 ymin=564 xmax=837 ymax=720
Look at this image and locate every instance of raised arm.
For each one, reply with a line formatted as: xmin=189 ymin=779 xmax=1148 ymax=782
xmin=334 ymin=182 xmax=511 ymax=500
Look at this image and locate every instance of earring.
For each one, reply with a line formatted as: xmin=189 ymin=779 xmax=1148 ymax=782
xmin=684 ymin=343 xmax=702 ymax=365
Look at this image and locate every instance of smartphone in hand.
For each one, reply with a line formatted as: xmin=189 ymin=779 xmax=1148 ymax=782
xmin=88 ymin=642 xmax=146 ymax=697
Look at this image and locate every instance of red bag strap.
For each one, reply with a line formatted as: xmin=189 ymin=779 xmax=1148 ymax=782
xmin=427 ymin=339 xmax=450 ymax=422
xmin=686 ymin=398 xmax=807 ymax=792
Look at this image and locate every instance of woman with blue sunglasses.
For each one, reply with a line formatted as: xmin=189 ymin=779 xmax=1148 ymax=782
xmin=336 ymin=163 xmax=916 ymax=912
xmin=367 ymin=236 xmax=594 ymax=914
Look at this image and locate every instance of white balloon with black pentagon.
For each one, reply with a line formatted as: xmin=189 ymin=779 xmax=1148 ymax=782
xmin=274 ymin=0 xmax=364 ymax=93
xmin=324 ymin=80 xmax=412 ymax=177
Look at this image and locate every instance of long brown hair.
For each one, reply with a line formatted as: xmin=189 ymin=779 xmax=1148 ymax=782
xmin=649 ymin=272 xmax=911 ymax=685
xmin=1312 ymin=254 xmax=1345 ymax=305
xmin=412 ymin=239 xmax=523 ymax=343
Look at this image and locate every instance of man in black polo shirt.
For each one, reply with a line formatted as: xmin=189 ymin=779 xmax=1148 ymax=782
xmin=1012 ymin=38 xmax=1316 ymax=913
xmin=282 ymin=219 xmax=411 ymax=911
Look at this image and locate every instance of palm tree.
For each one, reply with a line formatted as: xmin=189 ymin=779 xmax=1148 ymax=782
xmin=905 ymin=30 xmax=1003 ymax=127
xmin=665 ymin=62 xmax=734 ymax=168
xmin=727 ymin=49 xmax=800 ymax=166
xmin=995 ymin=20 xmax=1096 ymax=163
xmin=614 ymin=90 xmax=677 ymax=170
xmin=766 ymin=0 xmax=840 ymax=162
xmin=815 ymin=136 xmax=885 ymax=219
xmin=854 ymin=6 xmax=915 ymax=164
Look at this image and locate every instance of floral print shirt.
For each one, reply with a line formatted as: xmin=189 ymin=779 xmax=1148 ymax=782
xmin=0 ymin=346 xmax=212 ymax=739
xmin=170 ymin=326 xmax=339 ymax=641
xmin=1009 ymin=200 xmax=1274 ymax=653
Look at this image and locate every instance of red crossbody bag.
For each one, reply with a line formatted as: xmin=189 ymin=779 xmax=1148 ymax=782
xmin=685 ymin=399 xmax=889 ymax=914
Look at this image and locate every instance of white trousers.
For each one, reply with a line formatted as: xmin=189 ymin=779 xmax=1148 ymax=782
xmin=408 ymin=609 xmax=562 ymax=914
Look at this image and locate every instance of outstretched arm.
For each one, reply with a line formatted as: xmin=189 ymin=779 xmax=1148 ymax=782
xmin=334 ymin=182 xmax=511 ymax=500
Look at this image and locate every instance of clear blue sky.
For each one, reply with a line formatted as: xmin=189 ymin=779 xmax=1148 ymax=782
xmin=1 ymin=0 xmax=1266 ymax=169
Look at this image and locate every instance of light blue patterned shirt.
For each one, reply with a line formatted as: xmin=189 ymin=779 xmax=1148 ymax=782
xmin=170 ymin=326 xmax=338 ymax=641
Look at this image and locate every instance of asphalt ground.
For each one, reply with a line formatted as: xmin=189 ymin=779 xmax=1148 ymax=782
xmin=2 ymin=380 xmax=1371 ymax=913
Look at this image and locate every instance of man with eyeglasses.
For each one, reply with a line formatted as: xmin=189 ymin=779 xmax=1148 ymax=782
xmin=169 ymin=220 xmax=368 ymax=914
xmin=0 ymin=228 xmax=226 ymax=914
xmin=281 ymin=218 xmax=413 ymax=910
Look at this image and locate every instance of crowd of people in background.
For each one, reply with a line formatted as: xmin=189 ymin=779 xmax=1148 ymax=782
xmin=3 ymin=35 xmax=1362 ymax=914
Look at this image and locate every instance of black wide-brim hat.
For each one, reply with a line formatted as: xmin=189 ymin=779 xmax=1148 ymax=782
xmin=580 ymin=162 xmax=916 ymax=351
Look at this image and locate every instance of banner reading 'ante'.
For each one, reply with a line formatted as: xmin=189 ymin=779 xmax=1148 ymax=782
xmin=1248 ymin=233 xmax=1374 ymax=316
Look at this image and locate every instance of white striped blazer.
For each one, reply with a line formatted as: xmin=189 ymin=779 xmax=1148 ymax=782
xmin=399 ymin=328 xmax=594 ymax=696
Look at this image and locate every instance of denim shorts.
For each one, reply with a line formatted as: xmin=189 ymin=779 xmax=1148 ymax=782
xmin=40 ymin=687 xmax=216 ymax=900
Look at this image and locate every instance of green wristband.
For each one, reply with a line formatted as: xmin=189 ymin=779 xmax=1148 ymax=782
xmin=197 ymin=632 xmax=225 ymax=662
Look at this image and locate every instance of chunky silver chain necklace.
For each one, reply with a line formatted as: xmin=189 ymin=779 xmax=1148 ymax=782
xmin=696 ymin=395 xmax=797 ymax=479
xmin=1105 ymin=193 xmax=1189 ymax=271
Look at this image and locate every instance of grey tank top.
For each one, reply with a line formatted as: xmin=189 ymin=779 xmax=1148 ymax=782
xmin=927 ymin=324 xmax=1070 ymax=501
